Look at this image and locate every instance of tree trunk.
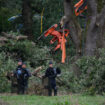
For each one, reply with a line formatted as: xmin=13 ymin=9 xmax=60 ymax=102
xmin=22 ymin=0 xmax=33 ymax=40
xmin=63 ymin=0 xmax=105 ymax=56
xmin=84 ymin=0 xmax=105 ymax=56
xmin=63 ymin=0 xmax=82 ymax=54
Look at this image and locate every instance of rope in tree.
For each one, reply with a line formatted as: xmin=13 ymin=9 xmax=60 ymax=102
xmin=41 ymin=8 xmax=45 ymax=34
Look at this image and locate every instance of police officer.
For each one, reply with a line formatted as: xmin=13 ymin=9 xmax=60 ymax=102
xmin=14 ymin=60 xmax=22 ymax=77
xmin=14 ymin=60 xmax=23 ymax=94
xmin=16 ymin=60 xmax=22 ymax=71
xmin=43 ymin=61 xmax=57 ymax=96
xmin=21 ymin=63 xmax=31 ymax=94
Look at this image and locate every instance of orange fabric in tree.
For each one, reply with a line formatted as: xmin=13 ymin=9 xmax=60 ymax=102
xmin=44 ymin=24 xmax=69 ymax=63
xmin=61 ymin=29 xmax=66 ymax=63
xmin=74 ymin=0 xmax=87 ymax=16
xmin=44 ymin=24 xmax=58 ymax=37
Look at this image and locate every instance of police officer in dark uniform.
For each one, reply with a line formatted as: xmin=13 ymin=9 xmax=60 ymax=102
xmin=16 ymin=60 xmax=23 ymax=71
xmin=44 ymin=61 xmax=57 ymax=96
xmin=14 ymin=60 xmax=23 ymax=94
xmin=21 ymin=63 xmax=31 ymax=94
xmin=14 ymin=61 xmax=31 ymax=94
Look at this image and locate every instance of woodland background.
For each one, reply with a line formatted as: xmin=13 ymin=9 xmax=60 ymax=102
xmin=0 ymin=0 xmax=105 ymax=95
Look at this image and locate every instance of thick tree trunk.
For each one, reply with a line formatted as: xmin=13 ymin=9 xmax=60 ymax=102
xmin=22 ymin=0 xmax=33 ymax=40
xmin=96 ymin=5 xmax=105 ymax=48
xmin=63 ymin=0 xmax=82 ymax=54
xmin=84 ymin=0 xmax=97 ymax=56
xmin=84 ymin=0 xmax=105 ymax=56
xmin=63 ymin=0 xmax=105 ymax=56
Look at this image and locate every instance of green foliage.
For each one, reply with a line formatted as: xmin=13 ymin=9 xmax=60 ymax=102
xmin=0 ymin=0 xmax=64 ymax=40
xmin=32 ymin=0 xmax=64 ymax=41
xmin=0 ymin=39 xmax=53 ymax=92
xmin=0 ymin=52 xmax=16 ymax=92
xmin=0 ymin=0 xmax=22 ymax=32
xmin=0 ymin=39 xmax=51 ymax=66
xmin=97 ymin=0 xmax=105 ymax=13
xmin=0 ymin=0 xmax=105 ymax=96
xmin=72 ymin=49 xmax=105 ymax=95
xmin=58 ymin=49 xmax=105 ymax=95
xmin=0 ymin=7 xmax=11 ymax=32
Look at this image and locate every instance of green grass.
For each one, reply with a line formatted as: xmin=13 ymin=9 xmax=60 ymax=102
xmin=0 ymin=94 xmax=105 ymax=105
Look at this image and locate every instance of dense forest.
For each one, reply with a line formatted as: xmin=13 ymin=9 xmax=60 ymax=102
xmin=0 ymin=0 xmax=105 ymax=96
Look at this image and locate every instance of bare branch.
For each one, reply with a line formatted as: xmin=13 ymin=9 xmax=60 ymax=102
xmin=1 ymin=32 xmax=28 ymax=41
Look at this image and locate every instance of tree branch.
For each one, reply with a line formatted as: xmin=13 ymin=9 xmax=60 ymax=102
xmin=1 ymin=32 xmax=28 ymax=41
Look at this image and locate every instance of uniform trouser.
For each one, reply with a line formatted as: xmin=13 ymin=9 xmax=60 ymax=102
xmin=17 ymin=80 xmax=22 ymax=94
xmin=17 ymin=79 xmax=24 ymax=94
xmin=11 ymin=83 xmax=17 ymax=93
xmin=17 ymin=80 xmax=28 ymax=94
xmin=48 ymin=86 xmax=57 ymax=96
xmin=24 ymin=81 xmax=28 ymax=93
xmin=48 ymin=79 xmax=57 ymax=96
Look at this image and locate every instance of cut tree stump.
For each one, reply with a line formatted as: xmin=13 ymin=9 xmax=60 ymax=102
xmin=0 ymin=37 xmax=8 ymax=46
xmin=1 ymin=32 xmax=16 ymax=39
xmin=42 ymin=77 xmax=49 ymax=96
xmin=16 ymin=35 xmax=28 ymax=41
xmin=0 ymin=37 xmax=8 ymax=43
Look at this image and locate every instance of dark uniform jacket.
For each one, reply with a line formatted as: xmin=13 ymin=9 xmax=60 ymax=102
xmin=21 ymin=68 xmax=31 ymax=81
xmin=14 ymin=65 xmax=22 ymax=79
xmin=45 ymin=67 xmax=57 ymax=88
xmin=14 ymin=66 xmax=31 ymax=84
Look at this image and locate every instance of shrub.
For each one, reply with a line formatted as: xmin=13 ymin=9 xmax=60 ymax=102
xmin=0 ymin=40 xmax=53 ymax=92
xmin=0 ymin=52 xmax=17 ymax=92
xmin=69 ymin=48 xmax=105 ymax=95
xmin=0 ymin=40 xmax=52 ymax=67
xmin=58 ymin=48 xmax=105 ymax=95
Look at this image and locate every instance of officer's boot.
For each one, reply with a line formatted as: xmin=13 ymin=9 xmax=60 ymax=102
xmin=48 ymin=88 xmax=52 ymax=96
xmin=54 ymin=88 xmax=57 ymax=96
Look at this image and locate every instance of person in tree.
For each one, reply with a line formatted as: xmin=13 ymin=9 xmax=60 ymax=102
xmin=43 ymin=61 xmax=57 ymax=96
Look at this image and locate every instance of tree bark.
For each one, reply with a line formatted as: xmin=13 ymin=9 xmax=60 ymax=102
xmin=84 ymin=0 xmax=105 ymax=56
xmin=63 ymin=0 xmax=105 ymax=56
xmin=22 ymin=0 xmax=33 ymax=40
xmin=63 ymin=0 xmax=82 ymax=54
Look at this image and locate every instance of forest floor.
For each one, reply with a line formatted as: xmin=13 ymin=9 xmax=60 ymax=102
xmin=0 ymin=94 xmax=105 ymax=105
